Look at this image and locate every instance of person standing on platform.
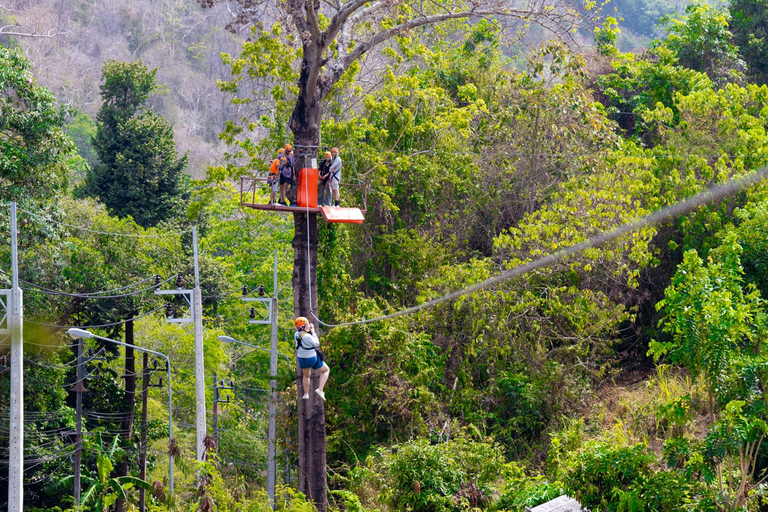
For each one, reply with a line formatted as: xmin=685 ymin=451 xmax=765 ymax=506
xmin=279 ymin=144 xmax=294 ymax=206
xmin=329 ymin=147 xmax=342 ymax=207
xmin=294 ymin=317 xmax=329 ymax=401
xmin=267 ymin=148 xmax=284 ymax=205
xmin=318 ymin=151 xmax=332 ymax=206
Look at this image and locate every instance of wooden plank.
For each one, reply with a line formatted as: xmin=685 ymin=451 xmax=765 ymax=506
xmin=241 ymin=202 xmax=322 ymax=214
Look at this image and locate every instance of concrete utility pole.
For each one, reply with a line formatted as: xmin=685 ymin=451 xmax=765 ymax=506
xmin=154 ymin=226 xmax=206 ymax=464
xmin=268 ymin=250 xmax=279 ymax=509
xmin=192 ymin=226 xmax=206 ymax=463
xmin=73 ymin=336 xmax=85 ymax=506
xmin=7 ymin=202 xmax=24 ymax=512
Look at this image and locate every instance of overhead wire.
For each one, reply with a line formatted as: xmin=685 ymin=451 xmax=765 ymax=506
xmin=0 ymin=272 xmax=158 ymax=297
xmin=11 ymin=274 xmax=176 ymax=299
xmin=311 ymin=165 xmax=768 ymax=328
xmin=26 ymin=303 xmax=169 ymax=329
xmin=17 ymin=207 xmax=187 ymax=238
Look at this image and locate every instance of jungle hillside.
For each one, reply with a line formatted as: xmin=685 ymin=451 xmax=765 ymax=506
xmin=4 ymin=0 xmax=768 ymax=510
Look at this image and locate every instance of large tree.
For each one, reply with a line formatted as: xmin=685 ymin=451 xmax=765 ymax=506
xmin=201 ymin=1 xmax=586 ymax=509
xmin=729 ymin=0 xmax=768 ymax=85
xmin=0 ymin=44 xmax=73 ymax=205
xmin=85 ymin=60 xmax=189 ymax=228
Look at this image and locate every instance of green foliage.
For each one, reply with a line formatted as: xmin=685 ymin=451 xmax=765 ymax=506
xmin=658 ymin=2 xmax=744 ymax=85
xmin=349 ymin=430 xmax=510 ymax=512
xmin=54 ymin=433 xmax=151 ymax=512
xmin=729 ymin=0 xmax=768 ymax=85
xmin=85 ymin=59 xmax=189 ymax=227
xmin=195 ymin=456 xmax=315 ymax=512
xmin=211 ymin=24 xmax=300 ymax=182
xmin=0 ymin=44 xmax=74 ymax=204
xmin=650 ymin=234 xmax=768 ymax=406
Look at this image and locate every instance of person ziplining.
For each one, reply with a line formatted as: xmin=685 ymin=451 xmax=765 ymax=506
xmin=294 ymin=316 xmax=330 ymax=401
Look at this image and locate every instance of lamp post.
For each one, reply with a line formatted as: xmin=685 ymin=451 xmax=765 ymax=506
xmin=218 ymin=334 xmax=290 ymax=509
xmin=66 ymin=328 xmax=175 ymax=499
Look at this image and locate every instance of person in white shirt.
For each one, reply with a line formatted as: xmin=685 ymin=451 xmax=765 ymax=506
xmin=294 ymin=316 xmax=330 ymax=400
xmin=328 ymin=147 xmax=342 ymax=207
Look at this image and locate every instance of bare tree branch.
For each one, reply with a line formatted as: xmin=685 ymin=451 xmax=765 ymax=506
xmin=0 ymin=27 xmax=60 ymax=38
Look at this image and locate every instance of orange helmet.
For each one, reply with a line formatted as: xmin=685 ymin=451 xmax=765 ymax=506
xmin=278 ymin=148 xmax=285 ymax=155
xmin=295 ymin=316 xmax=308 ymax=329
xmin=331 ymin=147 xmax=339 ymax=153
xmin=285 ymin=143 xmax=292 ymax=151
xmin=324 ymin=151 xmax=331 ymax=157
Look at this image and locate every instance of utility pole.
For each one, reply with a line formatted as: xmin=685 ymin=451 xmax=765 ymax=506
xmin=139 ymin=352 xmax=149 ymax=512
xmin=268 ymin=250 xmax=279 ymax=508
xmin=72 ymin=336 xmax=85 ymax=506
xmin=70 ymin=342 xmax=103 ymax=506
xmin=192 ymin=226 xmax=206 ymax=463
xmin=212 ymin=373 xmax=233 ymax=451
xmin=239 ymin=249 xmax=280 ymax=509
xmin=6 ymin=202 xmax=24 ymax=512
xmin=154 ymin=226 xmax=206 ymax=463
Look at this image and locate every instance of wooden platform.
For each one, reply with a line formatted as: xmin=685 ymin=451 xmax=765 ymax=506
xmin=240 ymin=201 xmax=323 ymax=214
xmin=239 ymin=176 xmax=367 ymax=223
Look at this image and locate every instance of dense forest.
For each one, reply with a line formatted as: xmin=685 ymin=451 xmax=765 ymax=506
xmin=4 ymin=0 xmax=768 ymax=510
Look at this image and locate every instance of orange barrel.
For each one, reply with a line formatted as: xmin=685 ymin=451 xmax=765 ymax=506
xmin=297 ymin=168 xmax=318 ymax=208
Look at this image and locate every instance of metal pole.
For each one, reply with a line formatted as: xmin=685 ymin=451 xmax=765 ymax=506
xmin=213 ymin=372 xmax=219 ymax=451
xmin=74 ymin=337 xmax=84 ymax=506
xmin=268 ymin=249 xmax=278 ymax=509
xmin=192 ymin=226 xmax=207 ymax=463
xmin=8 ymin=202 xmax=23 ymax=512
xmin=166 ymin=359 xmax=174 ymax=499
xmin=139 ymin=353 xmax=149 ymax=512
xmin=70 ymin=331 xmax=174 ymax=500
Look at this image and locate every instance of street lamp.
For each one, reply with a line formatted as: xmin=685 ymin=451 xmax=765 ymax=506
xmin=66 ymin=328 xmax=175 ymax=498
xmin=217 ymin=335 xmax=291 ymax=374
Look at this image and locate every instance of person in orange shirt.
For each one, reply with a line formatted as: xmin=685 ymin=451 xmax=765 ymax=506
xmin=267 ymin=148 xmax=284 ymax=205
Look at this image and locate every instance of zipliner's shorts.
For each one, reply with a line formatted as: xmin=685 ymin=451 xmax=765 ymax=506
xmin=297 ymin=355 xmax=323 ymax=370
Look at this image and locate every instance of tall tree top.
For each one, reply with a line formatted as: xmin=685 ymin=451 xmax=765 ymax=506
xmin=203 ymin=0 xmax=587 ymax=110
xmin=99 ymin=60 xmax=158 ymax=120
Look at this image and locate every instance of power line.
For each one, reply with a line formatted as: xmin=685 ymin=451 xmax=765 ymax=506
xmin=313 ymin=165 xmax=768 ymax=328
xmin=26 ymin=303 xmax=169 ymax=329
xmin=6 ymin=274 xmax=176 ymax=299
xmin=17 ymin=208 xmax=187 ymax=238
xmin=0 ymin=270 xmax=159 ymax=297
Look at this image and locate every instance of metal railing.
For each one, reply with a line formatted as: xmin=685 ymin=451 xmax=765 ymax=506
xmin=240 ymin=176 xmax=368 ymax=212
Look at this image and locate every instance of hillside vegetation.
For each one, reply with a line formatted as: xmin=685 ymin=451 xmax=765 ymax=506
xmin=4 ymin=0 xmax=768 ymax=511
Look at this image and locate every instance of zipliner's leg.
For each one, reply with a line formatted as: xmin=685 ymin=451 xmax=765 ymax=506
xmin=302 ymin=368 xmax=311 ymax=397
xmin=317 ymin=363 xmax=330 ymax=391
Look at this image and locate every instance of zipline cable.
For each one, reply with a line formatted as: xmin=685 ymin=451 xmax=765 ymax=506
xmin=312 ymin=165 xmax=768 ymax=328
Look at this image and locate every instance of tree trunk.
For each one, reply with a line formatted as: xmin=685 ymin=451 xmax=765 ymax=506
xmin=116 ymin=319 xmax=136 ymax=512
xmin=291 ymin=103 xmax=326 ymax=510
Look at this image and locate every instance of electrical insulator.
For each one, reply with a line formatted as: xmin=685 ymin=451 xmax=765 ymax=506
xmin=250 ymin=307 xmax=255 ymax=319
xmin=154 ymin=274 xmax=161 ymax=287
xmin=257 ymin=285 xmax=265 ymax=297
xmin=166 ymin=303 xmax=174 ymax=318
xmin=176 ymin=274 xmax=184 ymax=288
xmin=88 ymin=348 xmax=94 ymax=357
xmin=230 ymin=379 xmax=234 ymax=388
xmin=242 ymin=285 xmax=248 ymax=297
